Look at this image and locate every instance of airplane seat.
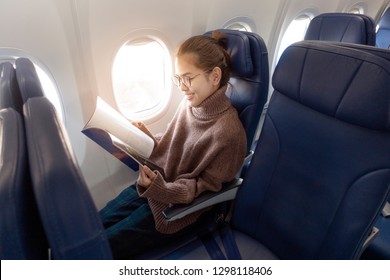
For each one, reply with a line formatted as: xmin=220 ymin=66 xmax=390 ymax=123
xmin=23 ymin=96 xmax=112 ymax=259
xmin=160 ymin=29 xmax=269 ymax=228
xmin=156 ymin=41 xmax=390 ymax=259
xmin=0 ymin=108 xmax=48 ymax=259
xmin=204 ymin=29 xmax=269 ymax=153
xmin=0 ymin=62 xmax=23 ymax=114
xmin=15 ymin=57 xmax=44 ymax=103
xmin=304 ymin=13 xmax=376 ymax=45
xmin=376 ymin=8 xmax=390 ymax=49
xmin=321 ymin=42 xmax=390 ymax=260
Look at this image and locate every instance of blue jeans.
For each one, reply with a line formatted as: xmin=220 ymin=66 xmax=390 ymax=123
xmin=99 ymin=184 xmax=207 ymax=259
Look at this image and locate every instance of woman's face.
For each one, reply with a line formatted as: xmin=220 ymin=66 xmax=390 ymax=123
xmin=174 ymin=53 xmax=221 ymax=107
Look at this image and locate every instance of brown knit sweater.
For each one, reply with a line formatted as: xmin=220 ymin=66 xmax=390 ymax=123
xmin=136 ymin=85 xmax=247 ymax=234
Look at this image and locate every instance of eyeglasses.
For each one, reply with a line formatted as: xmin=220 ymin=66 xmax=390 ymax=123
xmin=172 ymin=73 xmax=201 ymax=88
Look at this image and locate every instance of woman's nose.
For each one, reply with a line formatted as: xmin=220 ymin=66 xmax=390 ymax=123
xmin=179 ymin=82 xmax=189 ymax=92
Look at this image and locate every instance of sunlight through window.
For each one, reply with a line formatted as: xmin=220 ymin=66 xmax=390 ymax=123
xmin=276 ymin=15 xmax=311 ymax=62
xmin=112 ymin=38 xmax=170 ymax=120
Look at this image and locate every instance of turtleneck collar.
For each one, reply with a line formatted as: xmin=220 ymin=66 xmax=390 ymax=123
xmin=191 ymin=85 xmax=231 ymax=120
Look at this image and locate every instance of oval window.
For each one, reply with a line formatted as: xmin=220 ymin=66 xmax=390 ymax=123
xmin=276 ymin=14 xmax=312 ymax=62
xmin=112 ymin=37 xmax=171 ymax=120
xmin=223 ymin=17 xmax=256 ymax=32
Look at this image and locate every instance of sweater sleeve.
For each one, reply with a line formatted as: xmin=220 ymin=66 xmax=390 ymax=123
xmin=137 ymin=135 xmax=246 ymax=205
xmin=136 ymin=169 xmax=221 ymax=204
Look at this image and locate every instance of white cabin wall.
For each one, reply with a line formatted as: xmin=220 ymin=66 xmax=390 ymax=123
xmin=0 ymin=0 xmax=88 ymax=171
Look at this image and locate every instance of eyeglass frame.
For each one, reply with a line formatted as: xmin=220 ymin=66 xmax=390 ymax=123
xmin=172 ymin=73 xmax=202 ymax=88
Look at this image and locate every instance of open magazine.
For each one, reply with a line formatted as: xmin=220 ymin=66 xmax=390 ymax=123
xmin=82 ymin=97 xmax=165 ymax=177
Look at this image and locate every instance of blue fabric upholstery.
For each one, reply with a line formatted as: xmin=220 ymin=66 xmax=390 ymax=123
xmin=376 ymin=8 xmax=390 ymax=49
xmin=23 ymin=97 xmax=112 ymax=259
xmin=15 ymin=57 xmax=44 ymax=103
xmin=361 ymin=215 xmax=390 ymax=259
xmin=323 ymin=42 xmax=390 ymax=260
xmin=0 ymin=108 xmax=48 ymax=259
xmin=304 ymin=13 xmax=376 ymax=46
xmin=0 ymin=62 xmax=23 ymax=114
xmin=159 ymin=41 xmax=390 ymax=259
xmin=204 ymin=29 xmax=269 ymax=152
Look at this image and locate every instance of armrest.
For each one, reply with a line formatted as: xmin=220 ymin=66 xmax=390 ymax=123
xmin=382 ymin=201 xmax=390 ymax=217
xmin=236 ymin=150 xmax=254 ymax=178
xmin=244 ymin=150 xmax=254 ymax=165
xmin=162 ymin=178 xmax=243 ymax=222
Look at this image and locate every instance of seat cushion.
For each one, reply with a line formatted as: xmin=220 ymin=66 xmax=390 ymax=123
xmin=160 ymin=229 xmax=279 ymax=260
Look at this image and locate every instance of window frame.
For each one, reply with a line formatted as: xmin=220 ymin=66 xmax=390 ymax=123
xmin=111 ymin=30 xmax=173 ymax=122
xmin=344 ymin=2 xmax=367 ymax=14
xmin=222 ymin=16 xmax=256 ymax=33
xmin=274 ymin=10 xmax=315 ymax=66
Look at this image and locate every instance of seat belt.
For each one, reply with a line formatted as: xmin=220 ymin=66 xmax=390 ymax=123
xmin=220 ymin=224 xmax=242 ymax=260
xmin=200 ymin=224 xmax=242 ymax=260
xmin=199 ymin=232 xmax=226 ymax=260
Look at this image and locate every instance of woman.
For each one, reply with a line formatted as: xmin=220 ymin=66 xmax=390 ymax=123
xmin=100 ymin=31 xmax=247 ymax=259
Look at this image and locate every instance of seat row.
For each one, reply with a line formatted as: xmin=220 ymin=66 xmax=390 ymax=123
xmin=304 ymin=9 xmax=390 ymax=49
xmin=303 ymin=10 xmax=390 ymax=260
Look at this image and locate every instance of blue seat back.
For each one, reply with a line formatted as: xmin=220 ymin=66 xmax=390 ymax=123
xmin=323 ymin=42 xmax=390 ymax=260
xmin=0 ymin=108 xmax=48 ymax=259
xmin=0 ymin=62 xmax=23 ymax=114
xmin=376 ymin=8 xmax=390 ymax=49
xmin=23 ymin=97 xmax=112 ymax=259
xmin=232 ymin=41 xmax=390 ymax=259
xmin=15 ymin=57 xmax=44 ymax=103
xmin=204 ymin=29 xmax=269 ymax=152
xmin=304 ymin=13 xmax=376 ymax=45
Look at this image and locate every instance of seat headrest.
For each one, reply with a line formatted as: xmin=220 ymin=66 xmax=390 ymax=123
xmin=0 ymin=62 xmax=23 ymax=114
xmin=304 ymin=13 xmax=376 ymax=46
xmin=273 ymin=41 xmax=390 ymax=131
xmin=15 ymin=58 xmax=44 ymax=103
xmin=204 ymin=29 xmax=254 ymax=77
xmin=23 ymin=96 xmax=112 ymax=259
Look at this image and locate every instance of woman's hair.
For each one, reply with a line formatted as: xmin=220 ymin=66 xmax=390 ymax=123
xmin=177 ymin=31 xmax=231 ymax=87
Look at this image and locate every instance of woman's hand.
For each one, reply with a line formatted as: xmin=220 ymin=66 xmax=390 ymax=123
xmin=131 ymin=121 xmax=158 ymax=147
xmin=137 ymin=165 xmax=157 ymax=188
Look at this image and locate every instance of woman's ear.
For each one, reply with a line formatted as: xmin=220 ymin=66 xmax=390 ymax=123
xmin=210 ymin=67 xmax=222 ymax=86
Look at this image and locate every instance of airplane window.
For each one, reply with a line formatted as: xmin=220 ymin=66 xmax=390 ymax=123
xmin=349 ymin=7 xmax=363 ymax=14
xmin=346 ymin=3 xmax=365 ymax=14
xmin=223 ymin=17 xmax=255 ymax=32
xmin=225 ymin=22 xmax=250 ymax=31
xmin=276 ymin=14 xmax=311 ymax=62
xmin=112 ymin=38 xmax=171 ymax=120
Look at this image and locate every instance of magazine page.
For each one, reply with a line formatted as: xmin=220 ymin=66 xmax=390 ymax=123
xmin=110 ymin=134 xmax=165 ymax=177
xmin=83 ymin=96 xmax=154 ymax=158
